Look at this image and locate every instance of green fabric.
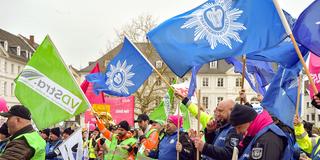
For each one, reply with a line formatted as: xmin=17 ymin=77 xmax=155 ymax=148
xmin=88 ymin=138 xmax=97 ymax=158
xmin=294 ymin=123 xmax=320 ymax=154
xmin=180 ymin=103 xmax=191 ymax=130
xmin=15 ymin=131 xmax=46 ymax=160
xmin=14 ymin=36 xmax=89 ymax=130
xmin=105 ymin=134 xmax=137 ymax=160
xmin=188 ymin=102 xmax=213 ymax=128
xmin=149 ymin=81 xmax=175 ymax=121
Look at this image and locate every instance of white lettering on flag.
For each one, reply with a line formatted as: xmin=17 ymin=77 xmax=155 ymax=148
xmin=18 ymin=66 xmax=82 ymax=114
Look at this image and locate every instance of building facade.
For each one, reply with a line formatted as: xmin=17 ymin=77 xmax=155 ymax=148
xmin=0 ymin=28 xmax=37 ymax=107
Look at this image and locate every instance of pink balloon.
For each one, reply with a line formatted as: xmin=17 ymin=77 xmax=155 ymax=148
xmin=0 ymin=98 xmax=8 ymax=112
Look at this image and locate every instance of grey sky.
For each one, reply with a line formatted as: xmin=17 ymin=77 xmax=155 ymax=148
xmin=0 ymin=0 xmax=314 ymax=69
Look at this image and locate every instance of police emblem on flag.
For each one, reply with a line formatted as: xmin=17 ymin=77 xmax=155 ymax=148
xmin=106 ymin=60 xmax=135 ymax=94
xmin=251 ymin=147 xmax=263 ymax=159
xmin=181 ymin=0 xmax=246 ymax=49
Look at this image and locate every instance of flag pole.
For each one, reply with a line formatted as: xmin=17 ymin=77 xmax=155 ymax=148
xmin=240 ymin=55 xmax=246 ymax=104
xmin=125 ymin=35 xmax=175 ymax=92
xmin=296 ymin=74 xmax=302 ymax=116
xmin=197 ymin=89 xmax=201 ymax=160
xmin=273 ymin=0 xmax=318 ymax=95
xmin=177 ymin=103 xmax=180 ymax=160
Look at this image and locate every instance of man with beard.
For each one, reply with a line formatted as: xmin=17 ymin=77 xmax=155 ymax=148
xmin=97 ymin=120 xmax=137 ymax=160
xmin=178 ymin=92 xmax=241 ymax=160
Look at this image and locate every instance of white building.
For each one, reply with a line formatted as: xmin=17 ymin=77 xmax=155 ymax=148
xmin=0 ymin=28 xmax=37 ymax=107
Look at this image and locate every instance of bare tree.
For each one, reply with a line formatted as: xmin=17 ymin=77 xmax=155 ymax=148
xmin=107 ymin=14 xmax=176 ymax=115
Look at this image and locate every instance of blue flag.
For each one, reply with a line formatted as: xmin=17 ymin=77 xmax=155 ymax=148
xmin=246 ymin=40 xmax=309 ymax=68
xmin=261 ymin=59 xmax=305 ymax=128
xmin=225 ymin=57 xmax=275 ymax=95
xmin=147 ymin=0 xmax=287 ymax=77
xmin=187 ymin=65 xmax=202 ymax=98
xmin=86 ymin=37 xmax=153 ymax=97
xmin=293 ymin=0 xmax=320 ymax=56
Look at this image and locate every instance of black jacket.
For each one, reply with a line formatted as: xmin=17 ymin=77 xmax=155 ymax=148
xmin=202 ymin=123 xmax=242 ymax=160
xmin=246 ymin=130 xmax=286 ymax=160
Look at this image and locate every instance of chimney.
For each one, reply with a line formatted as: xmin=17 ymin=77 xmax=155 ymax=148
xmin=29 ymin=35 xmax=35 ymax=45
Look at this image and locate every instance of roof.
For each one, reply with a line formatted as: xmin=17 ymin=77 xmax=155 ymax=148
xmin=0 ymin=28 xmax=37 ymax=62
xmin=79 ymin=42 xmax=232 ymax=75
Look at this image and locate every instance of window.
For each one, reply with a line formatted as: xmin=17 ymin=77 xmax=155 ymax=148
xmin=307 ymin=102 xmax=310 ymax=108
xmin=217 ymin=97 xmax=224 ymax=104
xmin=312 ymin=113 xmax=315 ymax=121
xmin=236 ymin=78 xmax=242 ymax=87
xmin=202 ymin=96 xmax=209 ymax=109
xmin=4 ymin=62 xmax=7 ymax=73
xmin=209 ymin=61 xmax=217 ymax=69
xmin=11 ymin=83 xmax=14 ymax=96
xmin=11 ymin=64 xmax=14 ymax=74
xmin=4 ymin=41 xmax=8 ymax=52
xmin=25 ymin=50 xmax=29 ymax=58
xmin=318 ymin=114 xmax=320 ymax=122
xmin=202 ymin=77 xmax=209 ymax=87
xmin=217 ymin=78 xmax=224 ymax=87
xmin=307 ymin=115 xmax=310 ymax=121
xmin=4 ymin=82 xmax=7 ymax=96
xmin=18 ymin=66 xmax=21 ymax=73
xmin=17 ymin=46 xmax=21 ymax=56
xmin=155 ymin=61 xmax=163 ymax=69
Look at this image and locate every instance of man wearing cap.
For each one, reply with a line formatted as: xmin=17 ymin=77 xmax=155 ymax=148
xmin=46 ymin=127 xmax=63 ymax=160
xmin=177 ymin=91 xmax=241 ymax=160
xmin=229 ymin=104 xmax=291 ymax=160
xmin=40 ymin=128 xmax=50 ymax=142
xmin=0 ymin=105 xmax=46 ymax=159
xmin=148 ymin=115 xmax=194 ymax=160
xmin=150 ymin=119 xmax=165 ymax=140
xmin=96 ymin=120 xmax=136 ymax=160
xmin=134 ymin=114 xmax=159 ymax=160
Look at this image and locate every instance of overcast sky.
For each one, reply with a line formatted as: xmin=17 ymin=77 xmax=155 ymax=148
xmin=0 ymin=0 xmax=314 ymax=69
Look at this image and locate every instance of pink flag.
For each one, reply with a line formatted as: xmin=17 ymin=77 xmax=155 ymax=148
xmin=309 ymin=52 xmax=320 ymax=98
xmin=80 ymin=63 xmax=105 ymax=124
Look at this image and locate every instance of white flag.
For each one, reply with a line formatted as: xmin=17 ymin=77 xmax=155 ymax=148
xmin=58 ymin=128 xmax=83 ymax=160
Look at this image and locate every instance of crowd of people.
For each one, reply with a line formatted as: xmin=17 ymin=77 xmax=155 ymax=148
xmin=0 ymin=91 xmax=319 ymax=159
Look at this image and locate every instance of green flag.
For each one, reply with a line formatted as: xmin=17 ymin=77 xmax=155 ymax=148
xmin=149 ymin=84 xmax=174 ymax=121
xmin=15 ymin=36 xmax=90 ymax=130
xmin=179 ymin=103 xmax=191 ymax=130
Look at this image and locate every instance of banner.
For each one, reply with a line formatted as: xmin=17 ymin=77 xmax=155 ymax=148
xmin=309 ymin=52 xmax=320 ymax=98
xmin=105 ymin=96 xmax=135 ymax=126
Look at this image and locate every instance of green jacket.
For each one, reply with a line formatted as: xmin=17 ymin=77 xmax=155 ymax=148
xmin=294 ymin=123 xmax=320 ymax=155
xmin=184 ymin=99 xmax=213 ymax=128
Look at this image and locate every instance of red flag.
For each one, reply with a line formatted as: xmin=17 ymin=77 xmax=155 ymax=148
xmin=309 ymin=52 xmax=320 ymax=98
xmin=81 ymin=63 xmax=105 ymax=124
xmin=80 ymin=63 xmax=105 ymax=104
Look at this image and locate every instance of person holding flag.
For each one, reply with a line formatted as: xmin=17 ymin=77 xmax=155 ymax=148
xmin=134 ymin=114 xmax=159 ymax=160
xmin=294 ymin=115 xmax=318 ymax=160
xmin=0 ymin=105 xmax=46 ymax=159
xmin=96 ymin=119 xmax=137 ymax=160
xmin=176 ymin=91 xmax=241 ymax=160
